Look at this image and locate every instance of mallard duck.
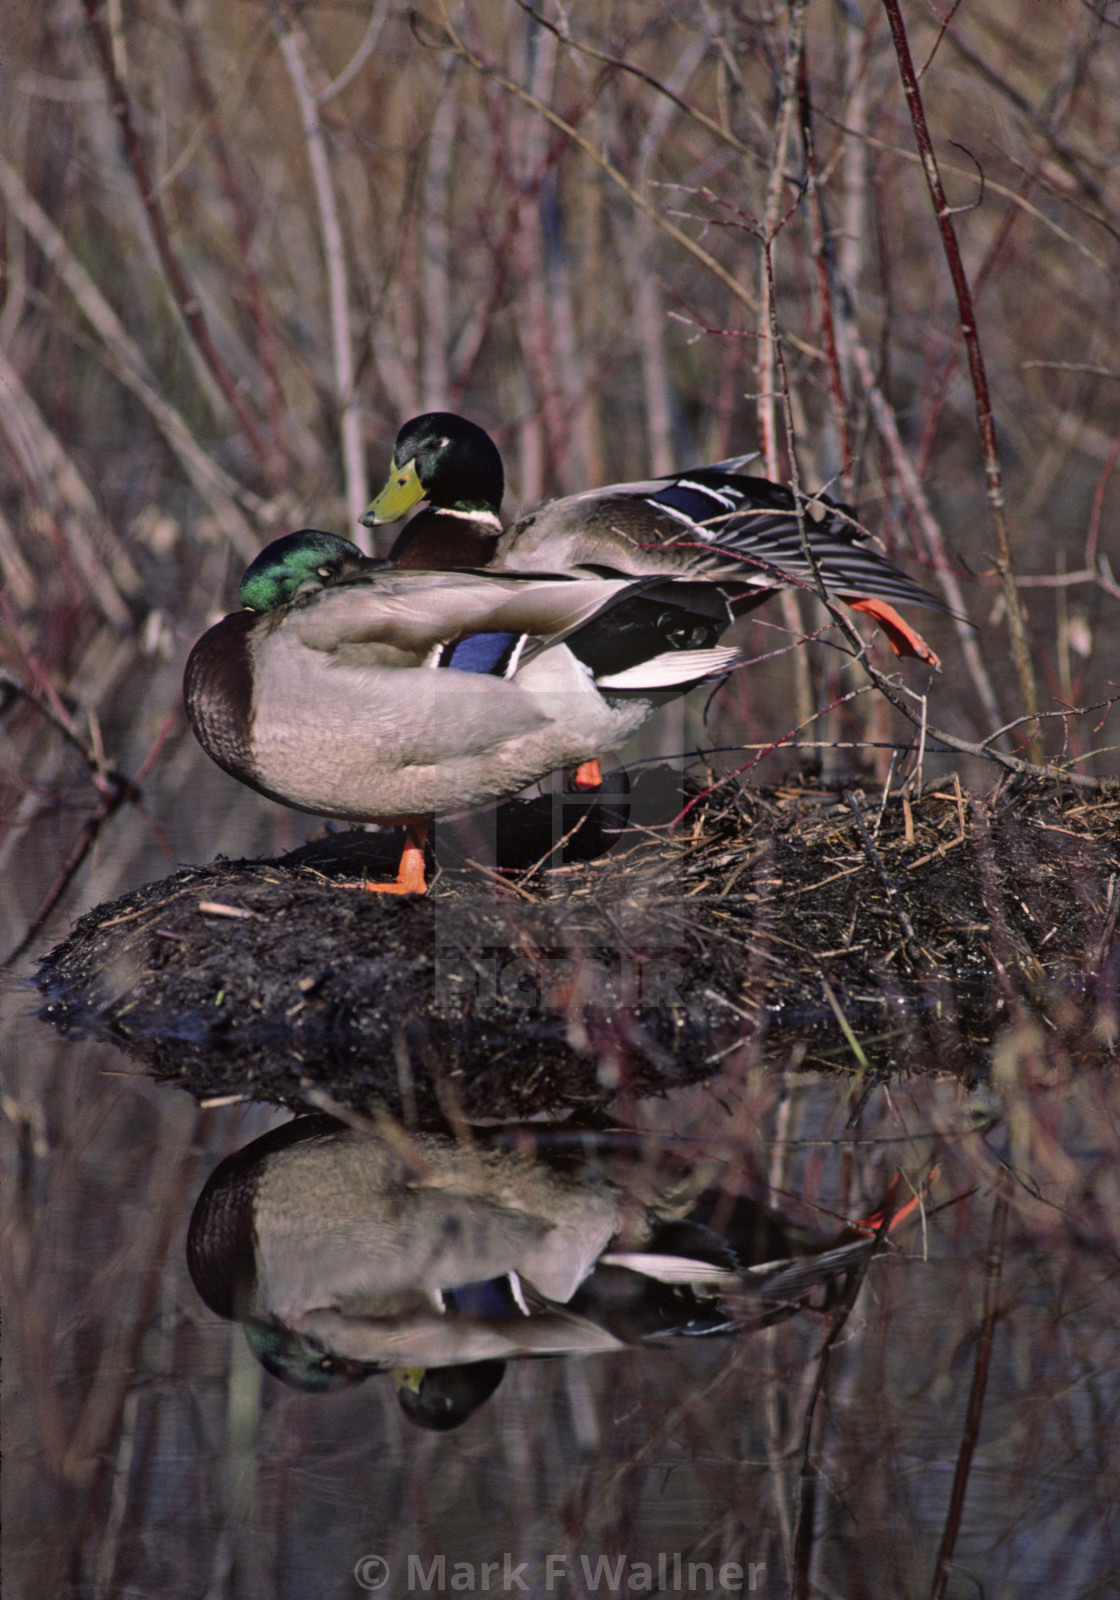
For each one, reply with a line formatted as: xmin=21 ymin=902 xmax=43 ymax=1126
xmin=361 ymin=411 xmax=946 ymax=665
xmin=183 ymin=529 xmax=744 ymax=891
xmin=187 ymin=1115 xmax=935 ymax=1426
xmin=237 ymin=526 xmax=374 ymax=611
xmin=186 ymin=1116 xmax=648 ymax=1406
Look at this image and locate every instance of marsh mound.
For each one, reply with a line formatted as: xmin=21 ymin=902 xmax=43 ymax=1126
xmin=36 ymin=773 xmax=1119 ymax=1119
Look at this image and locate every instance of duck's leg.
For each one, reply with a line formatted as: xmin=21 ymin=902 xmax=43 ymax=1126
xmin=343 ymin=821 xmax=430 ymax=894
xmin=566 ymin=759 xmax=603 ymax=791
xmin=391 ymin=821 xmax=430 ymax=894
xmin=845 ymin=597 xmax=941 ymax=669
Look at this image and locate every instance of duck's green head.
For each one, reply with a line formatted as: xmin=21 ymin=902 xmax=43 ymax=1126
xmin=239 ymin=530 xmax=364 ymax=612
xmin=393 ymin=1361 xmax=507 ymax=1430
xmin=243 ymin=1317 xmax=377 ymax=1392
xmin=361 ymin=412 xmax=504 ymax=527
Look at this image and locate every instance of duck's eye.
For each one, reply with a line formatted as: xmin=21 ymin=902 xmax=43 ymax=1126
xmin=316 ymin=565 xmax=332 ymax=577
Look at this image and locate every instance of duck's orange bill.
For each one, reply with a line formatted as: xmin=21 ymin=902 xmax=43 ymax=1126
xmin=846 ymin=597 xmax=942 ymax=669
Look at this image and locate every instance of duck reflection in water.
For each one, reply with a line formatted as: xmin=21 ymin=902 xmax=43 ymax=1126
xmin=188 ymin=1115 xmax=928 ymax=1430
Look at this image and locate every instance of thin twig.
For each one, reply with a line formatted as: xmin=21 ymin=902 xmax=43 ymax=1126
xmin=1085 ymin=421 xmax=1120 ymax=571
xmin=0 ymin=349 xmax=136 ymax=626
xmin=797 ymin=50 xmax=853 ymax=491
xmin=0 ymin=664 xmax=177 ymax=967
xmin=915 ymin=181 xmax=1027 ymax=484
xmin=757 ymin=0 xmax=808 ymax=479
xmin=512 ymin=0 xmax=766 ymax=172
xmin=756 ymin=1 xmax=816 ymax=742
xmin=172 ymin=0 xmax=288 ymax=491
xmin=844 ymin=789 xmax=918 ymax=946
xmin=271 ymin=1 xmax=369 ymax=537
xmin=434 ymin=6 xmax=783 ymax=334
xmin=789 ymin=1236 xmax=883 ymax=1597
xmin=843 ymin=329 xmax=1005 ymax=734
xmin=856 ymin=630 xmax=1116 ymax=793
xmin=821 ymin=116 xmax=1113 ymax=273
xmin=61 ymin=1122 xmax=207 ymax=1486
xmin=880 ymin=0 xmax=1038 ymax=753
xmin=1022 ymin=360 xmax=1120 ymax=381
xmin=0 ymin=156 xmax=262 ymax=552
xmin=928 ymin=1192 xmax=1008 ymax=1600
xmin=675 ymin=681 xmax=877 ymax=826
xmin=941 ymin=25 xmax=1119 ymax=241
xmin=315 ymin=0 xmax=392 ymax=105
xmin=80 ymin=0 xmax=273 ymax=479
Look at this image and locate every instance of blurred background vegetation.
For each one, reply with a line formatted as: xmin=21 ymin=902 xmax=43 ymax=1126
xmin=3 ymin=2 xmax=1120 ymax=1596
xmin=3 ymin=0 xmax=1119 ymax=955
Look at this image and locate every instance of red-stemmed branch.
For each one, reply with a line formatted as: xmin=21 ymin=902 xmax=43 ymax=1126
xmin=929 ymin=1192 xmax=1009 ymax=1599
xmin=880 ymin=0 xmax=1039 ymax=754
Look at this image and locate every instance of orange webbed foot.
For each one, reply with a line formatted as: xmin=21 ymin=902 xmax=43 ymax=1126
xmin=846 ymin=597 xmax=942 ymax=669
xmin=341 ymin=822 xmax=430 ymax=895
xmin=569 ymin=759 xmax=603 ymax=791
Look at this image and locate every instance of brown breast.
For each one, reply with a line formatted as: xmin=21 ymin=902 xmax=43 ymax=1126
xmin=182 ymin=610 xmax=260 ymax=787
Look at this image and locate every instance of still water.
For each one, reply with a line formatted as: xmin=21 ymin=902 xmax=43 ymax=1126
xmin=3 ymin=755 xmax=1119 ymax=1600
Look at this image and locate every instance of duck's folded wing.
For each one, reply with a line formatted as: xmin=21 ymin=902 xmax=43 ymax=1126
xmin=294 ymin=1305 xmax=625 ymax=1366
xmin=285 ymin=570 xmax=638 ymax=656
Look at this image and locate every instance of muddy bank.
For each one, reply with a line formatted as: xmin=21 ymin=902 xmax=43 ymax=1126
xmin=35 ymin=773 xmax=1119 ymax=1119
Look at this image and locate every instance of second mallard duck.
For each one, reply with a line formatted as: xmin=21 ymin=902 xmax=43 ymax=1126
xmin=362 ymin=411 xmax=948 ymax=664
xmin=183 ymin=530 xmax=744 ymax=891
xmin=188 ymin=1115 xmax=934 ymax=1426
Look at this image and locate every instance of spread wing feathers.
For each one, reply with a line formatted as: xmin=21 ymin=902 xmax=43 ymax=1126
xmin=503 ymin=471 xmax=942 ymax=613
xmin=599 ymin=1234 xmax=882 ymax=1301
xmin=594 ymin=645 xmax=745 ymax=690
xmin=598 ymin=1251 xmax=745 ymax=1288
xmin=737 ymin=1238 xmax=879 ymax=1300
xmin=703 ymin=451 xmax=760 ymax=474
xmin=643 ymin=472 xmax=943 ymax=609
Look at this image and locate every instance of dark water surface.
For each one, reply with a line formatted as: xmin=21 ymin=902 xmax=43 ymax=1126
xmin=4 ymin=766 xmax=1120 ymax=1600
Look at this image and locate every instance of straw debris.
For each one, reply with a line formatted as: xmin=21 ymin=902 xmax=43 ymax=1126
xmin=35 ymin=773 xmax=1120 ymax=1119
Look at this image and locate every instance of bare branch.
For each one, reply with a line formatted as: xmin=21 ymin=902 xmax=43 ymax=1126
xmin=0 ymin=348 xmax=136 ymax=627
xmin=1022 ymin=360 xmax=1120 ymax=381
xmin=434 ymin=6 xmax=769 ymax=328
xmin=511 ymin=0 xmax=766 ymax=171
xmin=80 ymin=0 xmax=275 ymax=482
xmin=881 ymin=0 xmax=1039 ymax=747
xmin=171 ymin=0 xmax=289 ymax=490
xmin=316 ymin=0 xmax=392 ymax=105
xmin=842 ymin=325 xmax=1005 ymax=736
xmin=271 ymin=2 xmax=370 ymax=540
xmin=929 ymin=1193 xmax=1008 ymax=1600
xmin=0 ymin=155 xmax=263 ymax=554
